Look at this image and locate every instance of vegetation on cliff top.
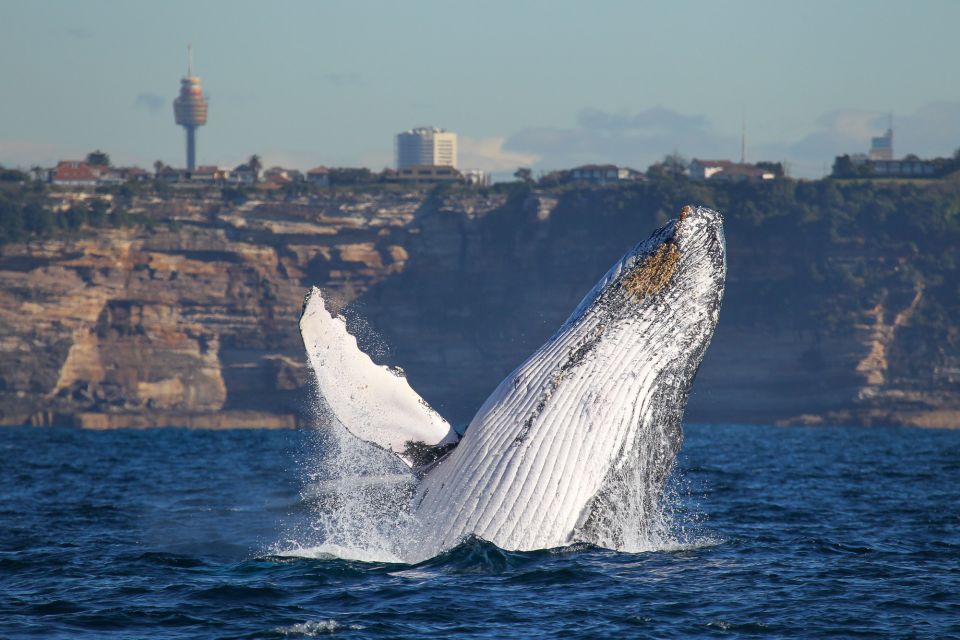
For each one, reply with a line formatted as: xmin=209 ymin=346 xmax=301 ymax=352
xmin=1 ymin=167 xmax=957 ymax=425
xmin=0 ymin=179 xmax=140 ymax=245
xmin=1 ymin=168 xmax=957 ymax=342
xmin=531 ymin=176 xmax=959 ymax=339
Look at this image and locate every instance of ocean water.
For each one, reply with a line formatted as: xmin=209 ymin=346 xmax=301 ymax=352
xmin=1 ymin=423 xmax=958 ymax=639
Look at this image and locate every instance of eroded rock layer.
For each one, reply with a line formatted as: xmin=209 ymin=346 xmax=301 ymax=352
xmin=0 ymin=186 xmax=957 ymax=428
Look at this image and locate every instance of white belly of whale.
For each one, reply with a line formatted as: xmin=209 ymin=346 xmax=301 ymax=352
xmin=300 ymin=206 xmax=725 ymax=557
xmin=414 ymin=278 xmax=716 ymax=553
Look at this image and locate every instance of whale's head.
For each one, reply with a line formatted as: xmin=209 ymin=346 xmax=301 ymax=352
xmin=570 ymin=204 xmax=726 ymax=345
xmin=563 ymin=205 xmax=725 ymax=547
xmin=622 ymin=204 xmax=726 ymax=321
xmin=557 ymin=204 xmax=725 ymax=431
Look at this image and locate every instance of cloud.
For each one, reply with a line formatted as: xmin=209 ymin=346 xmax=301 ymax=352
xmin=504 ymin=106 xmax=736 ymax=171
xmin=503 ymin=102 xmax=960 ymax=179
xmin=458 ymin=136 xmax=540 ymax=172
xmin=576 ymin=106 xmax=710 ymax=133
xmin=756 ymin=102 xmax=960 ymax=177
xmin=753 ymin=110 xmax=887 ymax=176
xmin=877 ymin=101 xmax=960 ymax=157
xmin=134 ymin=92 xmax=166 ymax=113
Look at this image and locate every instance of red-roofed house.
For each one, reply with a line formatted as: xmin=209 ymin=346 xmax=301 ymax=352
xmin=51 ymin=161 xmax=100 ymax=187
xmin=263 ymin=167 xmax=303 ymax=184
xmin=190 ymin=165 xmax=228 ymax=183
xmin=306 ymin=166 xmax=330 ymax=186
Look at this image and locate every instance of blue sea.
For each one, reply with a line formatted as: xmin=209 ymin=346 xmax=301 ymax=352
xmin=2 ymin=424 xmax=958 ymax=639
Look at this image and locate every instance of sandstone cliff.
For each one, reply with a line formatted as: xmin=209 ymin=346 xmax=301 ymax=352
xmin=0 ymin=184 xmax=957 ymax=428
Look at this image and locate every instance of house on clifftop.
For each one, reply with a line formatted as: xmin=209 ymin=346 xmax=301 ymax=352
xmin=306 ymin=166 xmax=330 ymax=186
xmin=689 ymin=159 xmax=778 ymax=182
xmin=50 ymin=161 xmax=100 ymax=187
xmin=393 ymin=164 xmax=463 ymax=184
xmin=568 ymin=164 xmax=644 ymax=185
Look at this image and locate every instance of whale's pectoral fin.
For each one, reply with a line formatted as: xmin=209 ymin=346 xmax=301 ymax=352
xmin=299 ymin=287 xmax=460 ymax=470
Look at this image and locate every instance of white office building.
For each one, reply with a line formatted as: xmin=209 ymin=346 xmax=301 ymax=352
xmin=396 ymin=127 xmax=458 ymax=170
xmin=868 ymin=128 xmax=894 ymax=161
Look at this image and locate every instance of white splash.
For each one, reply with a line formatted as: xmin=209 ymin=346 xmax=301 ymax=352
xmin=278 ymin=416 xmax=416 ymax=564
xmin=274 ymin=620 xmax=364 ymax=636
xmin=293 ymin=206 xmax=726 ymax=564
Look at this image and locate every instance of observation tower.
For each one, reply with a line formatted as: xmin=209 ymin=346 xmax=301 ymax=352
xmin=172 ymin=45 xmax=209 ymax=171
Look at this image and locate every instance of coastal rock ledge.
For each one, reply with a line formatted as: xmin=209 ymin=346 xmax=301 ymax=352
xmin=1 ymin=188 xmax=957 ymax=429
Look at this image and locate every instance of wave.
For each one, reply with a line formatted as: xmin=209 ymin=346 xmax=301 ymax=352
xmin=271 ymin=533 xmax=724 ymax=573
xmin=282 ymin=395 xmax=712 ymax=564
xmin=273 ymin=620 xmax=365 ymax=636
xmin=272 ymin=542 xmax=405 ymax=565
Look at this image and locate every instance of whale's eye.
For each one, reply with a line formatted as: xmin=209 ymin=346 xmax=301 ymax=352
xmin=622 ymin=242 xmax=679 ymax=300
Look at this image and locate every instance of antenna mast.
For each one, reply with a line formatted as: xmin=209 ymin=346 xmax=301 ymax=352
xmin=740 ymin=113 xmax=746 ymax=164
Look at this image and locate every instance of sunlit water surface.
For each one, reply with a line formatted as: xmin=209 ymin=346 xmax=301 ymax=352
xmin=2 ymin=424 xmax=958 ymax=638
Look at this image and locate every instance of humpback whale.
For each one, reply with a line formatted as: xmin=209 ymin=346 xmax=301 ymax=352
xmin=300 ymin=205 xmax=725 ymax=555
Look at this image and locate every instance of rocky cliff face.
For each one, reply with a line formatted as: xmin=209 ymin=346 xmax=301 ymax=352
xmin=0 ymin=191 xmax=473 ymax=427
xmin=0 ymin=186 xmax=957 ymax=428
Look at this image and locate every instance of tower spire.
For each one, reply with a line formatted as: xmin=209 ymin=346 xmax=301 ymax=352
xmin=740 ymin=112 xmax=746 ymax=164
xmin=174 ymin=44 xmax=208 ymax=171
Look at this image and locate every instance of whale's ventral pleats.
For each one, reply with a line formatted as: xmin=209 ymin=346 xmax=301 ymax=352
xmin=300 ymin=204 xmax=726 ymax=556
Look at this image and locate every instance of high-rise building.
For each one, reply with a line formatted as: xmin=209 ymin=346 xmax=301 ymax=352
xmin=173 ymin=45 xmax=209 ymax=171
xmin=396 ymin=127 xmax=457 ymax=170
xmin=869 ymin=128 xmax=894 ymax=161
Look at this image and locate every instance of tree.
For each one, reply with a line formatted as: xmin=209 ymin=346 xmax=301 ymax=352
xmin=662 ymin=152 xmax=688 ymax=176
xmin=0 ymin=167 xmax=28 ymax=182
xmin=327 ymin=167 xmax=374 ymax=186
xmin=537 ymin=170 xmax=569 ymax=188
xmin=248 ymin=155 xmax=262 ymax=183
xmin=756 ymin=161 xmax=785 ymax=178
xmin=153 ymin=160 xmax=164 ymax=177
xmin=514 ymin=167 xmax=534 ymax=184
xmin=832 ymin=155 xmax=854 ymax=179
xmin=647 ymin=152 xmax=688 ymax=180
xmin=86 ymin=150 xmax=110 ymax=167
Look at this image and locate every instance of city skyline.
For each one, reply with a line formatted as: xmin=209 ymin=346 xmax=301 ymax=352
xmin=1 ymin=0 xmax=959 ymax=178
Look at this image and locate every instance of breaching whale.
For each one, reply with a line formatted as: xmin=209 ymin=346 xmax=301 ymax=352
xmin=300 ymin=205 xmax=725 ymax=554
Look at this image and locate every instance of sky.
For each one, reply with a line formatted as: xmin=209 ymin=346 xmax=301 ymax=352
xmin=1 ymin=0 xmax=959 ymax=179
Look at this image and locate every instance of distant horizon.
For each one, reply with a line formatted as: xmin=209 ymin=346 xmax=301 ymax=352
xmin=2 ymin=0 xmax=959 ymax=179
